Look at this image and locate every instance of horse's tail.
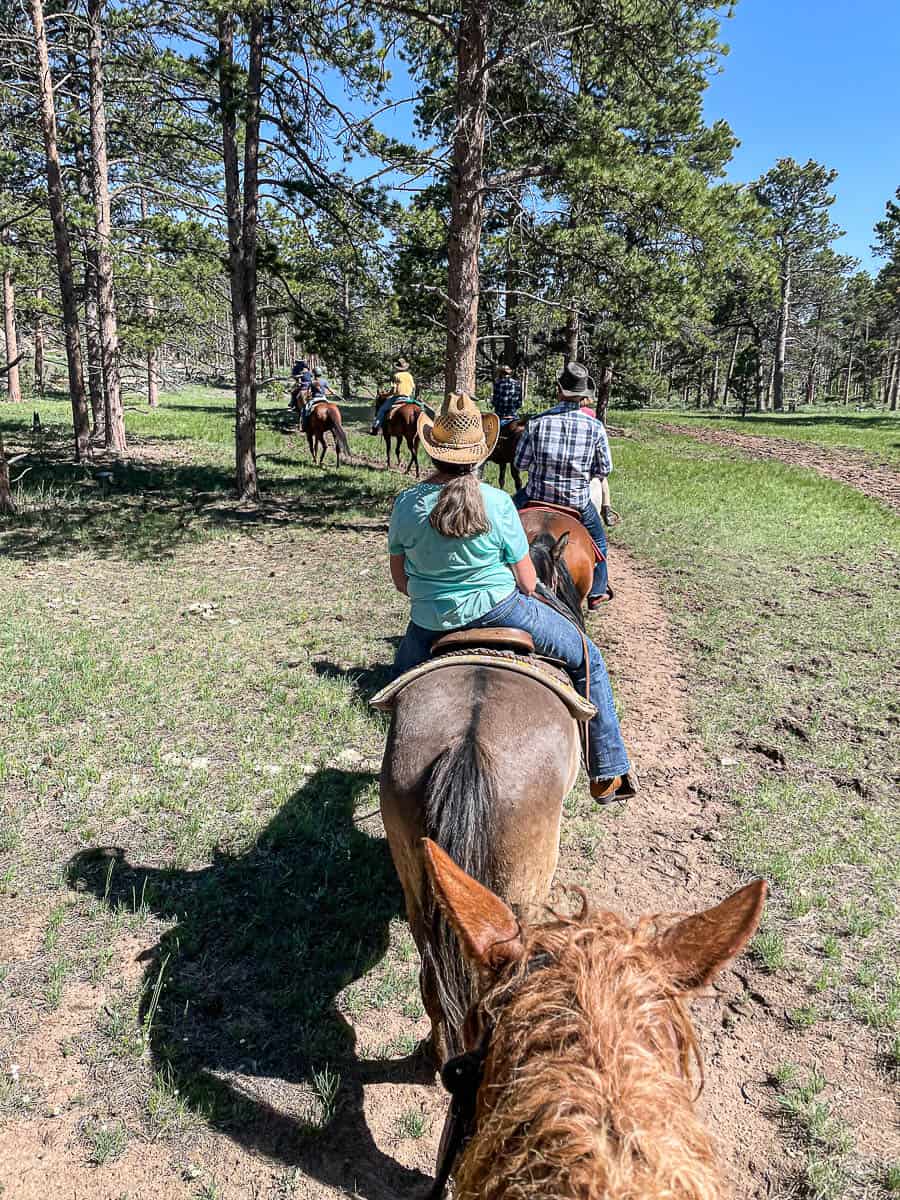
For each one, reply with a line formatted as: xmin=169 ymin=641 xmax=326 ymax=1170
xmin=331 ymin=413 xmax=351 ymax=460
xmin=422 ymin=736 xmax=496 ymax=1056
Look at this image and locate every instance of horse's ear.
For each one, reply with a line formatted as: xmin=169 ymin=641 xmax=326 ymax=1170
xmin=423 ymin=839 xmax=523 ymax=976
xmin=653 ymin=879 xmax=767 ymax=990
xmin=552 ymin=532 xmax=570 ymax=562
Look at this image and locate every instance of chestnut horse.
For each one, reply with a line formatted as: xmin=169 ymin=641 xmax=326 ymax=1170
xmin=304 ymin=401 xmax=351 ymax=466
xmin=423 ymin=839 xmax=766 ymax=1200
xmin=487 ymin=419 xmax=525 ymax=491
xmin=380 ymin=398 xmax=421 ymax=477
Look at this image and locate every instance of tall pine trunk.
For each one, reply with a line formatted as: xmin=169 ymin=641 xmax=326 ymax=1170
xmin=86 ymin=0 xmax=125 ymax=450
xmin=2 ymin=268 xmax=21 ymax=403
xmin=564 ymin=306 xmax=579 ymax=361
xmin=722 ymin=329 xmax=740 ymax=404
xmin=139 ymin=192 xmax=158 ymax=407
xmin=444 ymin=0 xmax=488 ymax=395
xmin=34 ymin=286 xmax=45 ymax=392
xmin=84 ymin=249 xmax=105 ymax=434
xmin=30 ymin=0 xmax=91 ymax=460
xmin=0 ymin=426 xmax=13 ymax=514
xmin=340 ymin=275 xmax=351 ymax=398
xmin=772 ymin=253 xmax=790 ymax=411
xmin=594 ymin=360 xmax=614 ymax=424
xmin=71 ymin=115 xmax=106 ymax=437
xmin=218 ymin=10 xmax=261 ymax=500
xmin=889 ymin=344 xmax=900 ymax=411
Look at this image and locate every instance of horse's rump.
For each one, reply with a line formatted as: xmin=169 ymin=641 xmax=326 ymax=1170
xmin=379 ymin=665 xmax=580 ymax=1056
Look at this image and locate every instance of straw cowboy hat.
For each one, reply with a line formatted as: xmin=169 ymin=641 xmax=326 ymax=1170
xmin=418 ymin=393 xmax=500 ymax=465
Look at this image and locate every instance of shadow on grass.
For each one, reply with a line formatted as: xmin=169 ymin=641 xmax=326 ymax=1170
xmin=662 ymin=410 xmax=899 ymax=433
xmin=0 ymin=421 xmax=396 ymax=561
xmin=67 ymin=768 xmax=432 ymax=1199
xmin=312 ymin=654 xmax=398 ymax=698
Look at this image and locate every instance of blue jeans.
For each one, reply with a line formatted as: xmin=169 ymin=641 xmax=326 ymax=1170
xmin=513 ymin=489 xmax=609 ymax=599
xmin=372 ymin=395 xmax=412 ymax=430
xmin=394 ymin=590 xmax=630 ymax=779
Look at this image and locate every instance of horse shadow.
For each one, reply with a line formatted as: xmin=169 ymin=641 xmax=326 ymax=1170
xmin=67 ymin=768 xmax=432 ymax=1199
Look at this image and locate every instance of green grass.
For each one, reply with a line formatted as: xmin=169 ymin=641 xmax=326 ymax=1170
xmin=614 ymin=405 xmax=900 ymax=463
xmin=1 ymin=388 xmax=896 ymax=1198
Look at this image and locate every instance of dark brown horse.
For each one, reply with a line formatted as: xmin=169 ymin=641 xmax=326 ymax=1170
xmin=380 ymin=397 xmax=420 ymax=477
xmin=304 ymin=401 xmax=351 ymax=466
xmin=487 ymin=419 xmax=525 ymax=491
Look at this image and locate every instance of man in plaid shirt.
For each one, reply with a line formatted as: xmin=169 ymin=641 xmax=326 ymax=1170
xmin=491 ymin=365 xmax=523 ymax=424
xmin=513 ymin=361 xmax=613 ymax=608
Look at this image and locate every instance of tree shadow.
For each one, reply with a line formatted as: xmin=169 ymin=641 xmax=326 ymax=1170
xmin=667 ymin=410 xmax=899 ymax=433
xmin=66 ymin=768 xmax=432 ymax=1199
xmin=312 ymin=653 xmax=398 ymax=698
xmin=0 ymin=426 xmax=396 ymax=562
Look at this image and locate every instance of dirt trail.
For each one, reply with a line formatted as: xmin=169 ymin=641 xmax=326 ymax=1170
xmin=559 ymin=548 xmax=788 ymax=1196
xmin=662 ymin=422 xmax=900 ymax=512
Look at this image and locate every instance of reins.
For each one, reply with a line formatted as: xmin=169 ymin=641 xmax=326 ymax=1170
xmin=425 ymin=952 xmax=555 ymax=1200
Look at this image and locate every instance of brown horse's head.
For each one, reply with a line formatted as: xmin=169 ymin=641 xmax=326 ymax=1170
xmin=424 ymin=839 xmax=765 ymax=1200
xmin=529 ymin=531 xmax=585 ymax=630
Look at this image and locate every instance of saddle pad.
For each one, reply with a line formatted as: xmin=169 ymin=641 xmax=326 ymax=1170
xmin=370 ymin=651 xmax=596 ymax=722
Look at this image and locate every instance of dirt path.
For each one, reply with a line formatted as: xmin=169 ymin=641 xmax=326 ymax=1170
xmin=559 ymin=549 xmax=788 ymax=1196
xmin=662 ymin=423 xmax=900 ymax=512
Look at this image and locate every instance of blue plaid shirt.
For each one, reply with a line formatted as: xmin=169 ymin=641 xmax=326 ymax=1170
xmin=514 ymin=402 xmax=612 ymax=509
xmin=491 ymin=376 xmax=522 ymax=420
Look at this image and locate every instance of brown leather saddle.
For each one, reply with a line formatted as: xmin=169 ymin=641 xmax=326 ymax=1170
xmin=431 ymin=627 xmax=535 ymax=657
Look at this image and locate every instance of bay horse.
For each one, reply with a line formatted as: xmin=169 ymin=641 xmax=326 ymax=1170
xmin=423 ymin=839 xmax=766 ymax=1200
xmin=380 ymin=396 xmax=420 ymax=477
xmin=378 ymin=560 xmax=589 ymax=1064
xmin=520 ymin=507 xmax=596 ymax=609
xmin=487 ymin=419 xmax=525 ymax=491
xmin=305 ymin=400 xmax=351 ymax=466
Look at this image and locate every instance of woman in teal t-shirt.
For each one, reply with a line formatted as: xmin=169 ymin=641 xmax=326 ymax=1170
xmin=387 ymin=393 xmax=636 ymax=804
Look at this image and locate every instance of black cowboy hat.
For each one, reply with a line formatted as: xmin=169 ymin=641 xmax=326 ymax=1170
xmin=557 ymin=361 xmax=592 ymax=397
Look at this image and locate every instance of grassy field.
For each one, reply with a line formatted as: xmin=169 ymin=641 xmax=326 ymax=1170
xmin=1 ymin=388 xmax=898 ymax=1198
xmin=617 ymin=406 xmax=900 ymax=465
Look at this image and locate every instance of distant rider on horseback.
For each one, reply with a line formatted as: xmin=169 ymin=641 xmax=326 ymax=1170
xmin=290 ymin=360 xmax=313 ymax=406
xmin=513 ymin=361 xmax=613 ymax=609
xmin=387 ymin=391 xmax=636 ymax=804
xmin=491 ymin=364 xmax=523 ymax=426
xmin=369 ymin=357 xmax=416 ymax=434
xmin=299 ymin=368 xmax=334 ymax=432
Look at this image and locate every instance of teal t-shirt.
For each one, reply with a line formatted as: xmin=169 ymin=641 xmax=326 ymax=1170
xmin=388 ymin=481 xmax=529 ymax=631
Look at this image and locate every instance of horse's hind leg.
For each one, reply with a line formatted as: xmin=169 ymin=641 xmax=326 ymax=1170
xmin=512 ymin=465 xmax=523 ymax=491
xmin=498 ymin=461 xmax=507 ymax=490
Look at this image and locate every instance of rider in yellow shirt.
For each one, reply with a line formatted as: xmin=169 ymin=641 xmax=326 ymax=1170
xmin=370 ymin=357 xmax=416 ymax=434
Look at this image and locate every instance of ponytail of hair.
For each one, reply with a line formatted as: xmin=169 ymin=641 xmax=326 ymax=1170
xmin=429 ymin=465 xmax=490 ymax=539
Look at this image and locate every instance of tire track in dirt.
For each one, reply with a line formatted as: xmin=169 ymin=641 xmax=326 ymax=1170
xmin=661 ymin=423 xmax=900 ymax=513
xmin=556 ymin=547 xmax=789 ymax=1196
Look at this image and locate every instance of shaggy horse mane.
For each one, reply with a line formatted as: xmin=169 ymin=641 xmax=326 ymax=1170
xmin=455 ymin=894 xmax=725 ymax=1200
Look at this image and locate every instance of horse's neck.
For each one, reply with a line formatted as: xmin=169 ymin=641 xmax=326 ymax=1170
xmin=458 ymin=961 xmax=724 ymax=1200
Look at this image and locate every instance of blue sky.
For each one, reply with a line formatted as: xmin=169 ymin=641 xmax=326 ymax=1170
xmin=342 ymin=2 xmax=898 ymax=271
xmin=704 ymin=0 xmax=900 ymax=270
